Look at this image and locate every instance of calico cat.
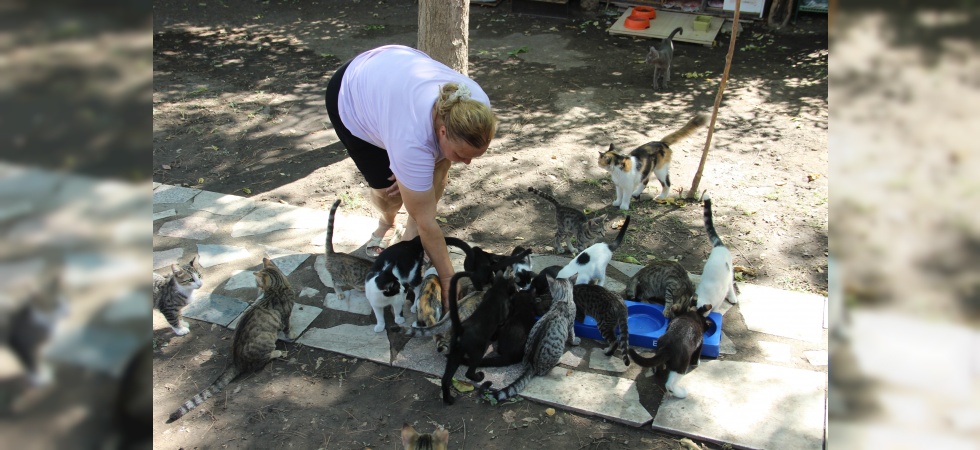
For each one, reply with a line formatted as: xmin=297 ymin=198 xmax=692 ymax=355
xmin=413 ymin=267 xmax=443 ymax=327
xmin=479 ymin=274 xmax=579 ymax=402
xmin=556 ymin=216 xmax=631 ymax=286
xmin=325 ymin=199 xmax=374 ymax=301
xmin=625 ymin=260 xmax=696 ymax=318
xmin=598 ymin=114 xmax=706 ymax=205
xmin=645 ymin=27 xmax=683 ymax=90
xmin=401 ymin=423 xmax=449 ymax=450
xmin=628 ymin=304 xmax=712 ymax=398
xmin=167 ymin=258 xmax=294 ymax=423
xmin=695 ymin=193 xmax=738 ymax=316
xmin=152 ymin=256 xmax=203 ymax=336
xmin=572 ymin=284 xmax=631 ymax=366
xmin=527 ymin=186 xmax=608 ymax=255
xmin=0 ymin=284 xmax=69 ymax=387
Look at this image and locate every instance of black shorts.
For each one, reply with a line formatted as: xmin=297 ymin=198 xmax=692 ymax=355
xmin=325 ymin=60 xmax=395 ymax=190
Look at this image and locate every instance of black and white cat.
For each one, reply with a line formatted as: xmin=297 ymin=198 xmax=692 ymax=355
xmin=628 ymin=304 xmax=712 ymax=398
xmin=694 ymin=193 xmax=738 ymax=315
xmin=556 ymin=216 xmax=631 ymax=286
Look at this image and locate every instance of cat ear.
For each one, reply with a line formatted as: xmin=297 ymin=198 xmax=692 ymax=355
xmin=189 ymin=256 xmax=199 ymax=268
xmin=434 ymin=427 xmax=450 ymax=444
xmin=170 ymin=264 xmax=182 ymax=275
xmin=568 ymin=273 xmax=579 ymax=284
xmin=608 ymin=143 xmax=615 ymax=152
xmin=401 ymin=424 xmax=419 ymax=448
xmin=262 ymin=257 xmax=275 ymax=269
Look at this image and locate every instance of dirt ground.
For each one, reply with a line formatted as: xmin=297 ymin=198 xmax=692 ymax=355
xmin=152 ymin=1 xmax=827 ymax=448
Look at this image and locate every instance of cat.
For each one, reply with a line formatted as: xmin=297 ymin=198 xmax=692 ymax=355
xmin=527 ymin=186 xmax=608 ymax=255
xmin=597 ymin=114 xmax=707 ymax=205
xmin=325 ymin=199 xmax=375 ymax=301
xmin=0 ymin=283 xmax=69 ymax=387
xmin=478 ymin=288 xmax=538 ymax=367
xmin=628 ymin=304 xmax=712 ymax=398
xmin=401 ymin=423 xmax=449 ymax=450
xmin=624 ymin=260 xmax=697 ymax=318
xmin=365 ymin=235 xmax=470 ymax=333
xmin=694 ymin=193 xmax=738 ymax=316
xmin=152 ymin=256 xmax=203 ymax=336
xmin=556 ymin=216 xmax=631 ymax=286
xmin=645 ymin=27 xmax=683 ymax=90
xmin=464 ymin=244 xmax=531 ymax=291
xmin=167 ymin=258 xmax=294 ymax=423
xmin=478 ymin=273 xmax=579 ymax=402
xmin=572 ymin=284 xmax=631 ymax=366
xmin=413 ymin=267 xmax=443 ymax=327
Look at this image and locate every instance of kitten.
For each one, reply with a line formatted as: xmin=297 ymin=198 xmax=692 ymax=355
xmin=645 ymin=27 xmax=683 ymax=90
xmin=413 ymin=267 xmax=443 ymax=327
xmin=694 ymin=193 xmax=738 ymax=316
xmin=325 ymin=199 xmax=374 ymax=301
xmin=478 ymin=274 xmax=579 ymax=402
xmin=572 ymin=284 xmax=631 ymax=366
xmin=167 ymin=258 xmax=293 ymax=423
xmin=401 ymin=423 xmax=449 ymax=450
xmin=628 ymin=304 xmax=713 ymax=398
xmin=625 ymin=260 xmax=696 ymax=318
xmin=478 ymin=289 xmax=538 ymax=367
xmin=527 ymin=186 xmax=608 ymax=254
xmin=0 ymin=284 xmax=69 ymax=387
xmin=556 ymin=216 xmax=631 ymax=286
xmin=152 ymin=256 xmax=203 ymax=336
xmin=598 ymin=114 xmax=706 ymax=204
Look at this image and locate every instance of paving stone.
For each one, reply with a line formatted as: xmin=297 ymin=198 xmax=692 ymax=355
xmin=391 ymin=337 xmax=525 ymax=390
xmin=223 ymin=270 xmax=256 ymax=290
xmin=190 ymin=190 xmax=256 ymax=217
xmin=519 ymin=367 xmax=652 ymax=427
xmin=43 ymin=326 xmax=145 ymax=378
xmin=153 ymin=247 xmax=184 ymax=270
xmin=296 ymin=324 xmax=390 ymax=366
xmin=719 ymin=332 xmax=737 ymax=355
xmin=530 ymin=254 xmax=572 ymax=271
xmin=736 ymin=282 xmax=825 ymax=343
xmin=300 ymin=287 xmax=320 ymax=298
xmin=324 ymin=291 xmax=373 ymax=316
xmin=0 ymin=201 xmax=34 ymax=222
xmin=197 ymin=244 xmax=252 ymax=268
xmin=152 ymin=185 xmax=201 ymax=204
xmin=181 ymin=292 xmax=250 ymax=327
xmin=309 ymin=212 xmax=381 ymax=251
xmin=757 ymin=340 xmax=792 ymax=363
xmin=231 ymin=202 xmax=328 ymax=237
xmin=227 ymin=302 xmax=322 ymax=339
xmin=559 ymin=346 xmax=586 ymax=367
xmin=830 ymin=422 xmax=976 ymax=450
xmin=589 ymin=348 xmax=628 ymax=372
xmin=0 ymin=164 xmax=60 ymax=200
xmin=153 ymin=209 xmax=177 ymax=221
xmin=260 ymin=246 xmax=310 ymax=276
xmin=157 ymin=215 xmax=217 ymax=240
xmin=803 ymin=350 xmax=828 ymax=366
xmin=63 ymin=252 xmax=144 ymax=287
xmin=652 ymin=360 xmax=826 ymax=450
xmin=608 ymin=260 xmax=644 ymax=278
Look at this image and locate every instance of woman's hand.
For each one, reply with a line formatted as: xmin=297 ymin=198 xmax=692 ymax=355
xmin=385 ymin=174 xmax=400 ymax=197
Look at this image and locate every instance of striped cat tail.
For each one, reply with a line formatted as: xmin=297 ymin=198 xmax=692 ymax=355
xmin=326 ymin=199 xmax=342 ymax=255
xmin=483 ymin=365 xmax=535 ymax=402
xmin=627 ymin=348 xmax=668 ymax=369
xmin=606 ymin=215 xmax=631 ymax=252
xmin=167 ymin=365 xmax=240 ymax=423
xmin=527 ymin=186 xmax=560 ymax=208
xmin=660 ymin=114 xmax=707 ymax=147
xmin=702 ymin=193 xmax=724 ymax=248
xmin=619 ymin=315 xmax=631 ymax=367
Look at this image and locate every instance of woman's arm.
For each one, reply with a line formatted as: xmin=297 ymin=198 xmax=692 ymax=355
xmin=398 ymin=181 xmax=454 ymax=307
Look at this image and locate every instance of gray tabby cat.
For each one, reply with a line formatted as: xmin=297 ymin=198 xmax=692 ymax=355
xmin=573 ymin=284 xmax=631 ymax=366
xmin=479 ymin=274 xmax=579 ymax=402
xmin=645 ymin=27 xmax=683 ymax=90
xmin=167 ymin=258 xmax=294 ymax=423
xmin=153 ymin=256 xmax=203 ymax=336
xmin=325 ymin=199 xmax=374 ymax=301
xmin=625 ymin=260 xmax=696 ymax=318
xmin=527 ymin=186 xmax=608 ymax=254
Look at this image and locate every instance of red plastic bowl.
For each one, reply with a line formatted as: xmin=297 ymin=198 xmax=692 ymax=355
xmin=632 ymin=6 xmax=657 ymax=20
xmin=624 ymin=15 xmax=650 ymax=30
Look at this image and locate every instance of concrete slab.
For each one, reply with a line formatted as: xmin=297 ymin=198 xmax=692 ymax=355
xmin=529 ymin=254 xmax=572 ymax=272
xmin=260 ymin=246 xmax=310 ymax=276
xmin=803 ymin=350 xmax=828 ymax=366
xmin=296 ymin=324 xmax=390 ymax=366
xmin=153 ymin=209 xmax=177 ymax=221
xmin=299 ymin=287 xmax=320 ymax=298
xmin=181 ymin=292 xmax=250 ymax=327
xmin=44 ymin=326 xmax=145 ymax=378
xmin=652 ymin=361 xmax=826 ymax=450
xmin=736 ymin=282 xmax=826 ymax=343
xmin=308 ymin=212 xmax=381 ymax=251
xmin=0 ymin=165 xmax=61 ymax=200
xmin=560 ymin=346 xmax=586 ymax=368
xmin=231 ymin=202 xmax=328 ymax=237
xmin=608 ymin=260 xmax=644 ymax=278
xmin=324 ymin=292 xmax=373 ymax=316
xmin=0 ymin=201 xmax=35 ymax=222
xmin=63 ymin=252 xmax=145 ymax=287
xmin=196 ymin=244 xmax=252 ymax=268
xmin=189 ymin=190 xmax=256 ymax=217
xmin=830 ymin=422 xmax=976 ymax=450
xmin=153 ymin=247 xmax=184 ymax=270
xmin=713 ymin=298 xmax=736 ymax=317
xmin=156 ymin=215 xmax=218 ymax=240
xmin=720 ymin=332 xmax=737 ymax=355
xmin=757 ymin=340 xmax=792 ymax=363
xmin=589 ymin=348 xmax=628 ymax=373
xmin=391 ymin=337 xmax=525 ymax=389
xmin=227 ymin=302 xmax=322 ymax=339
xmin=519 ymin=367 xmax=653 ymax=427
xmin=223 ymin=269 xmax=256 ymax=291
xmin=152 ymin=185 xmax=201 ymax=204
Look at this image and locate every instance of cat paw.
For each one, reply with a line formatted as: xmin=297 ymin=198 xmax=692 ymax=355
xmin=173 ymin=326 xmax=190 ymax=336
xmin=374 ymin=323 xmax=386 ymax=333
xmin=271 ymin=350 xmax=287 ymax=359
xmin=410 ymin=303 xmax=418 ymax=314
xmin=619 ymin=204 xmax=630 ymax=211
xmin=669 ymin=386 xmax=688 ymax=398
xmin=442 ymin=393 xmax=456 ymax=405
xmin=571 ymin=337 xmax=581 ymax=346
xmin=611 ymin=199 xmax=621 ymax=207
xmin=662 ymin=309 xmax=672 ymax=318
xmin=394 ymin=315 xmax=406 ymax=325
xmin=179 ymin=319 xmax=189 ymax=328
xmin=468 ymin=372 xmax=485 ymax=382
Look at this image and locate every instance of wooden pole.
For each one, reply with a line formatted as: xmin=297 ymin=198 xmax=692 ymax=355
xmin=688 ymin=0 xmax=741 ymax=200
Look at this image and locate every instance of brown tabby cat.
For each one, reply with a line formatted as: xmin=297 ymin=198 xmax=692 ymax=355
xmin=167 ymin=258 xmax=294 ymax=423
xmin=325 ymin=199 xmax=374 ymax=301
xmin=573 ymin=284 xmax=631 ymax=366
xmin=527 ymin=186 xmax=608 ymax=254
xmin=401 ymin=423 xmax=449 ymax=450
xmin=624 ymin=260 xmax=696 ymax=318
xmin=152 ymin=256 xmax=203 ymax=336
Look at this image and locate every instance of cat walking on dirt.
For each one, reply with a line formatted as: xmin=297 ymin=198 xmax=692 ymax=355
xmin=645 ymin=27 xmax=683 ymax=90
xmin=153 ymin=256 xmax=203 ymax=336
xmin=527 ymin=186 xmax=608 ymax=255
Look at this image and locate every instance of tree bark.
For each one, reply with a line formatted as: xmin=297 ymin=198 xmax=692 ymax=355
xmin=418 ymin=0 xmax=469 ymax=75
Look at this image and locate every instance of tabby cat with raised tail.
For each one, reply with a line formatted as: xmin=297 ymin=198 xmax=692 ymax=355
xmin=401 ymin=423 xmax=449 ymax=450
xmin=527 ymin=186 xmax=608 ymax=255
xmin=572 ymin=284 xmax=631 ymax=366
xmin=625 ymin=260 xmax=696 ymax=318
xmin=598 ymin=114 xmax=706 ymax=205
xmin=167 ymin=258 xmax=294 ymax=423
xmin=325 ymin=199 xmax=374 ymax=301
xmin=645 ymin=26 xmax=683 ymax=90
xmin=479 ymin=274 xmax=579 ymax=403
xmin=695 ymin=193 xmax=738 ymax=316
xmin=153 ymin=256 xmax=203 ymax=336
xmin=628 ymin=304 xmax=713 ymax=399
xmin=556 ymin=216 xmax=631 ymax=286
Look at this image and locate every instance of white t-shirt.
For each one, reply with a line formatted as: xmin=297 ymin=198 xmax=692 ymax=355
xmin=338 ymin=45 xmax=491 ymax=192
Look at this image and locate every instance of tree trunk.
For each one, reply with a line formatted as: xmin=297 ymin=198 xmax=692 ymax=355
xmin=418 ymin=0 xmax=469 ymax=75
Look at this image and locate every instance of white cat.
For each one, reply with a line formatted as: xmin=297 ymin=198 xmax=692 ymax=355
xmin=694 ymin=193 xmax=738 ymax=315
xmin=556 ymin=216 xmax=630 ymax=286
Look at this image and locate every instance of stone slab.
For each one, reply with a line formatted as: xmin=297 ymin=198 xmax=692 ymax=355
xmin=529 ymin=254 xmax=572 ymax=272
xmin=231 ymin=202 xmax=329 ymax=237
xmin=43 ymin=326 xmax=145 ymax=378
xmin=391 ymin=336 xmax=525 ymax=390
xmin=189 ymin=190 xmax=256 ymax=217
xmin=153 ymin=209 xmax=177 ymax=221
xmin=803 ymin=350 xmax=828 ymax=366
xmin=588 ymin=348 xmax=628 ymax=373
xmin=296 ymin=324 xmax=390 ymax=366
xmin=227 ymin=303 xmax=322 ymax=341
xmin=152 ymin=185 xmax=200 ymax=204
xmin=520 ymin=367 xmax=653 ymax=428
xmin=757 ymin=340 xmax=792 ymax=363
xmin=157 ymin=215 xmax=218 ymax=240
xmin=299 ymin=287 xmax=320 ymax=298
xmin=197 ymin=244 xmax=252 ymax=268
xmin=181 ymin=292 xmax=250 ymax=327
xmin=829 ymin=422 xmax=976 ymax=450
xmin=736 ymin=282 xmax=826 ymax=343
xmin=324 ymin=292 xmax=373 ymax=316
xmin=559 ymin=346 xmax=586 ymax=368
xmin=268 ymin=252 xmax=310 ymax=277
xmin=64 ymin=252 xmax=145 ymax=288
xmin=153 ymin=247 xmax=184 ymax=270
xmin=608 ymin=260 xmax=644 ymax=278
xmin=223 ymin=269 xmax=256 ymax=291
xmin=0 ymin=165 xmax=61 ymax=200
xmin=652 ymin=360 xmax=826 ymax=450
xmin=0 ymin=201 xmax=35 ymax=222
xmin=309 ymin=212 xmax=382 ymax=251
xmin=720 ymin=332 xmax=737 ymax=355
